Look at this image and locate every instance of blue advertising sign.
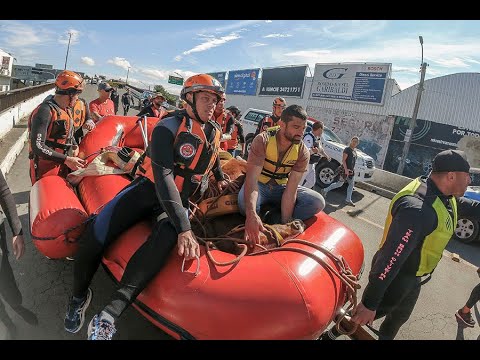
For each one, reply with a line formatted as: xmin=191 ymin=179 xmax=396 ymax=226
xmin=207 ymin=71 xmax=227 ymax=89
xmin=310 ymin=63 xmax=391 ymax=105
xmin=226 ymin=68 xmax=260 ymax=96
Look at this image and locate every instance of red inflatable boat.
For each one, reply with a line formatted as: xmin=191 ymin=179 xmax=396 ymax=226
xmin=29 ymin=115 xmax=365 ymax=339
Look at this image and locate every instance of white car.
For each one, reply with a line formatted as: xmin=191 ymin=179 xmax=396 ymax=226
xmin=454 ymin=185 xmax=480 ymax=244
xmin=239 ymin=108 xmax=376 ymax=188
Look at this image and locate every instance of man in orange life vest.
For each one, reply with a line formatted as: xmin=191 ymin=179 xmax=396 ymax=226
xmin=225 ymin=105 xmax=245 ymax=158
xmin=213 ymin=92 xmax=235 ymax=151
xmin=254 ymin=97 xmax=287 ymax=136
xmin=136 ymin=92 xmax=168 ymax=119
xmin=64 ymin=74 xmax=231 ymax=340
xmin=28 ymin=70 xmax=86 ymax=185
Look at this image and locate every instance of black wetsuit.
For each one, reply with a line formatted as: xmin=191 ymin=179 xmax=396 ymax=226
xmin=72 ymin=115 xmax=224 ymax=319
xmin=362 ymin=177 xmax=480 ymax=339
xmin=29 ymin=101 xmax=77 ymax=164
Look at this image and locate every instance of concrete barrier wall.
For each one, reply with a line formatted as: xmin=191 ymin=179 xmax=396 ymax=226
xmin=0 ymin=88 xmax=55 ymax=138
xmin=368 ymin=168 xmax=413 ymax=193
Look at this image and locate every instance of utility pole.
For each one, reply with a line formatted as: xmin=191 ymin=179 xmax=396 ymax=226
xmin=397 ymin=61 xmax=427 ymax=175
xmin=126 ymin=66 xmax=130 ymax=85
xmin=64 ymin=32 xmax=72 ymax=70
xmin=397 ymin=36 xmax=427 ymax=175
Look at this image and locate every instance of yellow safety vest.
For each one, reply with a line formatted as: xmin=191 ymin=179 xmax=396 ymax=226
xmin=380 ymin=177 xmax=457 ymax=277
xmin=258 ymin=127 xmax=299 ymax=185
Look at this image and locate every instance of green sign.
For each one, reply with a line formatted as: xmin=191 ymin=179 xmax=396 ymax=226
xmin=168 ymin=75 xmax=183 ymax=86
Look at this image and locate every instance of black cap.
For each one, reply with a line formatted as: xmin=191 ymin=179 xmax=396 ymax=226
xmin=98 ymin=82 xmax=113 ymax=92
xmin=431 ymin=149 xmax=470 ymax=173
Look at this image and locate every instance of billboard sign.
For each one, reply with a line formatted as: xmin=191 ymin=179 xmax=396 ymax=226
xmin=310 ymin=63 xmax=391 ymax=105
xmin=207 ymin=71 xmax=227 ymax=89
xmin=225 ymin=68 xmax=260 ymax=96
xmin=258 ymin=65 xmax=307 ymax=97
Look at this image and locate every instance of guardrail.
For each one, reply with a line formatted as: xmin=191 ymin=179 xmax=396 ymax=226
xmin=0 ymin=83 xmax=55 ymax=113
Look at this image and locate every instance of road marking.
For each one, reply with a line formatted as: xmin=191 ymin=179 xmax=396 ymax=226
xmin=339 ymin=208 xmax=384 ymax=230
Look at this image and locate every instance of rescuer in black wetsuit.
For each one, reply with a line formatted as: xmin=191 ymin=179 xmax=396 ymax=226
xmin=64 ymin=74 xmax=232 ymax=340
xmin=348 ymin=150 xmax=480 ymax=340
xmin=0 ymin=169 xmax=38 ymax=338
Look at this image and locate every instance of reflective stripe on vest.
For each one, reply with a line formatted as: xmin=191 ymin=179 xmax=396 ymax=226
xmin=135 ymin=116 xmax=221 ymax=200
xmin=258 ymin=127 xmax=300 ymax=185
xmin=380 ymin=177 xmax=458 ymax=277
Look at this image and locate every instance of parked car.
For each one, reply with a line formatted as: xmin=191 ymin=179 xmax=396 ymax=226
xmin=239 ymin=108 xmax=271 ymax=156
xmin=454 ymin=185 xmax=480 ymax=244
xmin=313 ymin=121 xmax=376 ymax=189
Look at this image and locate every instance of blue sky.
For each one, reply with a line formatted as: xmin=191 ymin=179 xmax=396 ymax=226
xmin=1 ymin=20 xmax=479 ymax=95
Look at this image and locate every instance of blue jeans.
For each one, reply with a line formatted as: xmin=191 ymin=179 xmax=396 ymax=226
xmin=324 ymin=176 xmax=355 ymax=202
xmin=237 ymin=182 xmax=325 ymax=221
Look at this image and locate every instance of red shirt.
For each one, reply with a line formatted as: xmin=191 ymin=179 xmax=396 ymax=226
xmin=89 ymin=98 xmax=115 ymax=121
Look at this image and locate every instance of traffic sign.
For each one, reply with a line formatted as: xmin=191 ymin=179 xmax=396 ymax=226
xmin=168 ymin=75 xmax=183 ymax=86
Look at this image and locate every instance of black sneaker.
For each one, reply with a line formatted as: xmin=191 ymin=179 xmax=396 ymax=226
xmin=64 ymin=288 xmax=92 ymax=333
xmin=455 ymin=309 xmax=475 ymax=327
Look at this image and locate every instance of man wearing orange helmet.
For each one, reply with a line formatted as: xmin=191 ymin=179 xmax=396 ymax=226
xmin=213 ymin=93 xmax=235 ymax=151
xmin=28 ymin=70 xmax=86 ymax=185
xmin=254 ymin=97 xmax=287 ymax=136
xmin=64 ymin=74 xmax=231 ymax=340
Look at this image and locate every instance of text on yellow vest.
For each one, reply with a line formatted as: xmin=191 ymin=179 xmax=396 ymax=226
xmin=380 ymin=177 xmax=457 ymax=277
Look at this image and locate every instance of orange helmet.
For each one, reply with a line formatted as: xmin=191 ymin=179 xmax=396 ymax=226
xmin=273 ymin=97 xmax=286 ymax=108
xmin=180 ymin=74 xmax=224 ymax=101
xmin=55 ymin=70 xmax=84 ymax=94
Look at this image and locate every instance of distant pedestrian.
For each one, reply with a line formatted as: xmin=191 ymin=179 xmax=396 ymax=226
xmin=301 ymin=121 xmax=330 ymax=189
xmin=455 ymin=268 xmax=480 ymax=327
xmin=121 ymin=89 xmax=134 ymax=116
xmin=323 ymin=136 xmax=358 ymax=206
xmin=110 ymin=88 xmax=120 ymax=115
xmin=137 ymin=93 xmax=168 ymax=118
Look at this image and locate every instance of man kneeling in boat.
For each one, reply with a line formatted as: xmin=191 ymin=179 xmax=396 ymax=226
xmin=63 ymin=74 xmax=231 ymax=340
xmin=238 ymin=104 xmax=325 ymax=245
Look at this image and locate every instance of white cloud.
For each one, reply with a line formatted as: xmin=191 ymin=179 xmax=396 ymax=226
xmin=81 ymin=56 xmax=95 ymax=66
xmin=139 ymin=68 xmax=169 ymax=80
xmin=176 ymin=32 xmax=242 ymax=61
xmin=210 ymin=20 xmax=264 ymax=33
xmin=59 ymin=29 xmax=81 ymax=45
xmin=107 ymin=57 xmax=132 ymax=71
xmin=319 ymin=20 xmax=388 ymax=40
xmin=249 ymin=42 xmax=267 ymax=47
xmin=263 ymin=33 xmax=292 ymax=38
xmin=1 ymin=21 xmax=47 ymax=47
xmin=265 ymin=20 xmax=272 ymax=23
xmin=432 ymin=57 xmax=471 ymax=68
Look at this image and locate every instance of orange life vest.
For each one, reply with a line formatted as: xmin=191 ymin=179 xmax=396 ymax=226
xmin=72 ymin=98 xmax=87 ymax=131
xmin=135 ymin=114 xmax=222 ymax=204
xmin=226 ymin=121 xmax=240 ymax=150
xmin=258 ymin=115 xmax=277 ymax=133
xmin=28 ymin=99 xmax=74 ymax=184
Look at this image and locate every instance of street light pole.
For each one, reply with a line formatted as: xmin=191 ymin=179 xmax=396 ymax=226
xmin=64 ymin=32 xmax=72 ymax=70
xmin=396 ymin=36 xmax=427 ymax=175
xmin=126 ymin=66 xmax=130 ymax=85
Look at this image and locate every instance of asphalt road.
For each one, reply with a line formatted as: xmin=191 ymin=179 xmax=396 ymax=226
xmin=1 ymin=84 xmax=480 ymax=340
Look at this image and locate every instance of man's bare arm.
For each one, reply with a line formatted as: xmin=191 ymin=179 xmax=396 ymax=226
xmin=281 ymin=170 xmax=304 ymax=223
